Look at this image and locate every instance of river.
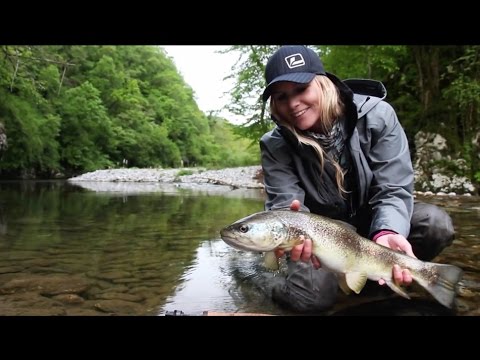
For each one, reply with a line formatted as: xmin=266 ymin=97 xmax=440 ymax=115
xmin=0 ymin=180 xmax=478 ymax=315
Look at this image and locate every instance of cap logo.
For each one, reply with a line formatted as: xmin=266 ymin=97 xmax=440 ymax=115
xmin=285 ymin=53 xmax=305 ymax=69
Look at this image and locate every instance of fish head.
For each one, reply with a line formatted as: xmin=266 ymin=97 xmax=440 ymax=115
xmin=220 ymin=211 xmax=290 ymax=252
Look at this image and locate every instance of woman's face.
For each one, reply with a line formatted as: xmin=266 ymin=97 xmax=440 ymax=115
xmin=270 ymin=80 xmax=321 ymax=132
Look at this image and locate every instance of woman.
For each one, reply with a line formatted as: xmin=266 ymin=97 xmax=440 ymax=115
xmin=260 ymin=45 xmax=455 ymax=312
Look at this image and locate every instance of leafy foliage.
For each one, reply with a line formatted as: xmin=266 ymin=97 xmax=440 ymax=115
xmin=1 ymin=45 xmax=479 ymax=188
xmin=223 ymin=45 xmax=480 ymax=189
xmin=0 ymin=46 xmax=259 ymax=178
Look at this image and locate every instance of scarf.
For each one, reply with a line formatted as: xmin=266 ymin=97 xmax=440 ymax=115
xmin=306 ymin=118 xmax=347 ymax=164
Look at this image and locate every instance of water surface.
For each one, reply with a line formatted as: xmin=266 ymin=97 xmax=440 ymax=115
xmin=0 ymin=181 xmax=478 ymax=316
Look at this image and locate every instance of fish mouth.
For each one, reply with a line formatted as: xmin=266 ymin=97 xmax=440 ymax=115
xmin=221 ymin=235 xmax=252 ymax=251
xmin=221 ymin=234 xmax=271 ymax=252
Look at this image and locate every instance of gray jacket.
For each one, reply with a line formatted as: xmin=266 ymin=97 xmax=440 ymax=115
xmin=260 ymin=75 xmax=414 ymax=238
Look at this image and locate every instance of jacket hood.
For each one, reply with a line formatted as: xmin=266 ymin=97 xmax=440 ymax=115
xmin=343 ymin=78 xmax=387 ymax=117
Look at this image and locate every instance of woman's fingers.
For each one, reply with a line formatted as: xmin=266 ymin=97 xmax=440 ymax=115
xmin=282 ymin=232 xmax=318 ymax=268
xmin=402 ymin=269 xmax=413 ymax=285
xmin=379 ymin=265 xmax=413 ymax=286
xmin=401 ymin=243 xmax=416 ymax=259
xmin=393 ymin=264 xmax=403 ymax=285
xmin=290 ymin=242 xmax=304 ymax=261
xmin=300 ymin=238 xmax=312 ymax=262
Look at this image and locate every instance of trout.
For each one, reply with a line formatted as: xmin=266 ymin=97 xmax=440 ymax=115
xmin=220 ymin=210 xmax=463 ymax=309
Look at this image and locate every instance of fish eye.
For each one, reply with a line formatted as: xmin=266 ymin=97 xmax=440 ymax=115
xmin=239 ymin=225 xmax=249 ymax=233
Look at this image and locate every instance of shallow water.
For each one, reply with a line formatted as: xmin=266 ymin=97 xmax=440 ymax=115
xmin=0 ymin=181 xmax=478 ymax=316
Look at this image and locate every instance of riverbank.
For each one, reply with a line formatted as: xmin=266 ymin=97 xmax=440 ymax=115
xmin=68 ymin=166 xmax=264 ymax=192
xmin=68 ymin=165 xmax=475 ymax=197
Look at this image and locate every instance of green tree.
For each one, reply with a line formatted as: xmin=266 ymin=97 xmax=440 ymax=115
xmin=57 ymin=81 xmax=114 ymax=172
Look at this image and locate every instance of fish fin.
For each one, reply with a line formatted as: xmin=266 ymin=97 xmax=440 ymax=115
xmin=337 ymin=273 xmax=352 ymax=295
xmin=416 ymin=263 xmax=463 ymax=308
xmin=263 ymin=251 xmax=279 ymax=271
xmin=385 ymin=281 xmax=411 ymax=299
xmin=345 ymin=272 xmax=368 ymax=294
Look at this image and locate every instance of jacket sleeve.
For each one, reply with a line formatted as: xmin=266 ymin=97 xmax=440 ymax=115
xmin=260 ymin=131 xmax=310 ymax=212
xmin=366 ymin=102 xmax=414 ymax=238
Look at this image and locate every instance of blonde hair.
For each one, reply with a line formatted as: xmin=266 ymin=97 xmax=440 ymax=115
xmin=270 ymin=75 xmax=347 ymax=195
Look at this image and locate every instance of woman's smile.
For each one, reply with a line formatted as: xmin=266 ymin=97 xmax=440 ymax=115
xmin=292 ymin=108 xmax=309 ymax=118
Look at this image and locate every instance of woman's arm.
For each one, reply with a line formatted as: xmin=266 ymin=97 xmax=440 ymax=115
xmin=366 ymin=102 xmax=414 ymax=238
xmin=260 ymin=130 xmax=309 ymax=211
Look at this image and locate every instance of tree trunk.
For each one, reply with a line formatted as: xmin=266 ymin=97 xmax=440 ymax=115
xmin=410 ymin=46 xmax=440 ymax=114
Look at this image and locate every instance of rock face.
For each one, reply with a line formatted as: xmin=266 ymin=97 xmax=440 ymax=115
xmin=414 ymin=131 xmax=476 ymax=195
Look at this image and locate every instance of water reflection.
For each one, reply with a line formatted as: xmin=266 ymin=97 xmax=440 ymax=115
xmin=162 ymin=240 xmax=250 ymax=315
xmin=161 ymin=240 xmax=287 ymax=316
xmin=0 ymin=181 xmax=478 ymax=316
xmin=0 ymin=181 xmax=263 ymax=315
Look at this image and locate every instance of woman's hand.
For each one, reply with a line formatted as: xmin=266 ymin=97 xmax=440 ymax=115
xmin=274 ymin=200 xmax=321 ymax=269
xmin=374 ymin=233 xmax=416 ymax=286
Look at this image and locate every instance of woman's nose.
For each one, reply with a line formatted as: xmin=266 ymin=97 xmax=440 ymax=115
xmin=287 ymin=95 xmax=300 ymax=109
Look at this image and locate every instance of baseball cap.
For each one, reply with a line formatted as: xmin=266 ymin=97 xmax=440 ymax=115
xmin=262 ymin=45 xmax=326 ymax=101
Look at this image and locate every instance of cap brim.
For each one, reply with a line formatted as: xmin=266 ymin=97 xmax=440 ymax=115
xmin=262 ymin=73 xmax=316 ymax=101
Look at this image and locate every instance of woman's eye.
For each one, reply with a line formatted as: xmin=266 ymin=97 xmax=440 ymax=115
xmin=273 ymin=86 xmax=306 ymax=102
xmin=295 ymin=86 xmax=307 ymax=94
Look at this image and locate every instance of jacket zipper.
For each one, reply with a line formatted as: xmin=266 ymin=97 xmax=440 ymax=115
xmin=358 ymin=96 xmax=371 ymax=113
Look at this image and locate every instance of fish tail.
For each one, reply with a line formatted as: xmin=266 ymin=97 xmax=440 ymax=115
xmin=417 ymin=263 xmax=463 ymax=309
